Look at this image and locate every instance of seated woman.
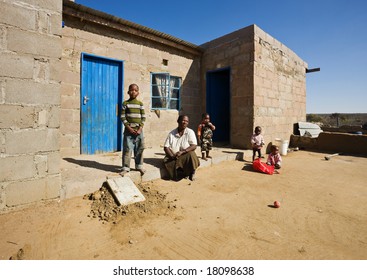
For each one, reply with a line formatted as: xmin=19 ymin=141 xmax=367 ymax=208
xmin=163 ymin=115 xmax=200 ymax=181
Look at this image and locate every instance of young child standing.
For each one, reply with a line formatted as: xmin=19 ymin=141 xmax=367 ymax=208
xmin=267 ymin=144 xmax=282 ymax=169
xmin=251 ymin=126 xmax=265 ymax=162
xmin=120 ymin=84 xmax=146 ymax=176
xmin=197 ymin=113 xmax=216 ymax=160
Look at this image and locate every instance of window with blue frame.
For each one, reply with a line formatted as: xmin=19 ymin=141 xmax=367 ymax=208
xmin=151 ymin=73 xmax=181 ymax=110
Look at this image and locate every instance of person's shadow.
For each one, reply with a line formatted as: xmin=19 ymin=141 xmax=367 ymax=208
xmin=63 ymin=158 xmax=120 ymax=172
xmin=242 ymin=160 xmax=257 ymax=173
xmin=144 ymin=153 xmax=165 ymax=168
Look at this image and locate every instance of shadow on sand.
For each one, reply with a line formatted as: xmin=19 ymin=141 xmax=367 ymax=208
xmin=241 ymin=161 xmax=258 ymax=173
xmin=144 ymin=157 xmax=164 ymax=169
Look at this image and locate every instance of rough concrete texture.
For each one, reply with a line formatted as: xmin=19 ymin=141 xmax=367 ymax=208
xmin=200 ymin=25 xmax=307 ymax=149
xmin=290 ymin=135 xmax=318 ymax=150
xmin=106 ymin=176 xmax=145 ymax=206
xmin=5 ymin=175 xmax=61 ymax=207
xmin=0 ymin=0 xmax=62 ymax=211
xmin=290 ymin=132 xmax=367 ymax=156
xmin=253 ymin=25 xmax=307 ymax=146
xmin=318 ymin=132 xmax=367 ymax=155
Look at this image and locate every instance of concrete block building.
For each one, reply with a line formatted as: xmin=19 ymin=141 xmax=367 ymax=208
xmin=0 ymin=0 xmax=63 ymax=210
xmin=0 ymin=0 xmax=307 ymax=211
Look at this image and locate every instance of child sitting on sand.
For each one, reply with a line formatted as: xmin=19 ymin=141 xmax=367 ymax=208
xmin=266 ymin=145 xmax=282 ymax=169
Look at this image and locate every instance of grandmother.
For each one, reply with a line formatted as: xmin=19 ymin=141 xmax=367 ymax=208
xmin=163 ymin=115 xmax=200 ymax=181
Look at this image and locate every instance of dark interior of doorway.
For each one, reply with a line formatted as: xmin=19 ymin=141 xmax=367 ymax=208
xmin=206 ymin=68 xmax=230 ymax=145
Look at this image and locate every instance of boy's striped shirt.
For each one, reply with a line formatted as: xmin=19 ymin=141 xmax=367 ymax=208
xmin=121 ymin=98 xmax=145 ymax=129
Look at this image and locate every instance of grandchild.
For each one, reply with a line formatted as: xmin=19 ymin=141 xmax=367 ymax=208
xmin=267 ymin=144 xmax=282 ymax=169
xmin=197 ymin=113 xmax=216 ymax=160
xmin=120 ymin=84 xmax=146 ymax=176
xmin=251 ymin=126 xmax=265 ymax=162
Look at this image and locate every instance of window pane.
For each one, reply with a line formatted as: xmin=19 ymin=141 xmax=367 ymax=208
xmin=152 ymin=86 xmax=161 ymax=97
xmin=171 ymin=88 xmax=180 ymax=99
xmin=152 ymin=74 xmax=169 ymax=85
xmin=169 ymin=99 xmax=178 ymax=110
xmin=171 ymin=76 xmax=181 ymax=88
xmin=161 ymin=86 xmax=169 ymax=97
xmin=152 ymin=97 xmax=167 ymax=109
xmin=152 ymin=85 xmax=168 ymax=98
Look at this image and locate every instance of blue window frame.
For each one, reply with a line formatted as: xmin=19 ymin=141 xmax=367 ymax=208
xmin=151 ymin=73 xmax=181 ymax=110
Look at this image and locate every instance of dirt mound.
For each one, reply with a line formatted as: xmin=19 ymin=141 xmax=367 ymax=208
xmin=83 ymin=181 xmax=175 ymax=223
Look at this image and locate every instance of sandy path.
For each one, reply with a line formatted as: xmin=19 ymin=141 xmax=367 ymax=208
xmin=1 ymin=151 xmax=366 ymax=260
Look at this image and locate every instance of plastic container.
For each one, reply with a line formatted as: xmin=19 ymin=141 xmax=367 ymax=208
xmin=280 ymin=140 xmax=289 ymax=156
xmin=274 ymin=138 xmax=289 ymax=156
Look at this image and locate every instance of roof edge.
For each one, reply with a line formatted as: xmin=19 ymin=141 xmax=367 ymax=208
xmin=63 ymin=0 xmax=203 ymax=56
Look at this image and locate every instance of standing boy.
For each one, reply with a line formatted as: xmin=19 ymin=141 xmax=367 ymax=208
xmin=120 ymin=84 xmax=146 ymax=175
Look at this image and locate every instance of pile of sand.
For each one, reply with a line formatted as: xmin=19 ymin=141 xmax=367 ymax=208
xmin=83 ymin=181 xmax=175 ymax=223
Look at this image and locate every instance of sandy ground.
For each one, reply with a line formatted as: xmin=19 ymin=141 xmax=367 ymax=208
xmin=1 ymin=150 xmax=367 ymax=260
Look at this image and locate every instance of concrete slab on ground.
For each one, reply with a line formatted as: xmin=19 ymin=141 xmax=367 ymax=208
xmin=106 ymin=176 xmax=145 ymax=206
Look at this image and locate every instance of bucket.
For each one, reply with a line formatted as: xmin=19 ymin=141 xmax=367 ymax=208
xmin=274 ymin=138 xmax=282 ymax=147
xmin=280 ymin=140 xmax=289 ymax=156
xmin=274 ymin=138 xmax=289 ymax=156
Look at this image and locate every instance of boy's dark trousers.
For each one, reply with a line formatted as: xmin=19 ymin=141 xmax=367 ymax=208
xmin=252 ymin=148 xmax=261 ymax=161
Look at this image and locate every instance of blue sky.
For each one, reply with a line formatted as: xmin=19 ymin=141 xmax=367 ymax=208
xmin=75 ymin=0 xmax=367 ymax=114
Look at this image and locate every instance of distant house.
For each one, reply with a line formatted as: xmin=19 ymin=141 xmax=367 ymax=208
xmin=0 ymin=0 xmax=307 ymax=211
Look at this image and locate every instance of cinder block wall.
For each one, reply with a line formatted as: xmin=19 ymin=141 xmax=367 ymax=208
xmin=290 ymin=133 xmax=367 ymax=156
xmin=253 ymin=25 xmax=307 ymax=147
xmin=61 ymin=12 xmax=201 ymax=156
xmin=318 ymin=132 xmax=367 ymax=155
xmin=201 ymin=26 xmax=255 ymax=148
xmin=0 ymin=0 xmax=62 ymax=211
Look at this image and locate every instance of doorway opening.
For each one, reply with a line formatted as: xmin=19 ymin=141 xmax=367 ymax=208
xmin=206 ymin=68 xmax=231 ymax=145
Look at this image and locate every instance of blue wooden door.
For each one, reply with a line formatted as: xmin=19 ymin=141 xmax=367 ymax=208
xmin=206 ymin=68 xmax=230 ymax=143
xmin=81 ymin=54 xmax=123 ymax=154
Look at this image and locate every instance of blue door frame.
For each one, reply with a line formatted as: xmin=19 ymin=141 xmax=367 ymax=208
xmin=81 ymin=53 xmax=123 ymax=154
xmin=206 ymin=68 xmax=231 ymax=143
